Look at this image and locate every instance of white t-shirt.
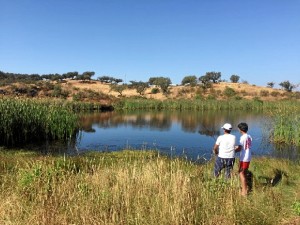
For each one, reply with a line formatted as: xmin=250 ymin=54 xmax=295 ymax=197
xmin=215 ymin=134 xmax=236 ymax=158
xmin=239 ymin=133 xmax=252 ymax=162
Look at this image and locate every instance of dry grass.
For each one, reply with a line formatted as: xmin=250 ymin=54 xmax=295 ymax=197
xmin=0 ymin=150 xmax=299 ymax=225
xmin=0 ymin=79 xmax=292 ymax=103
xmin=66 ymin=80 xmax=288 ymax=101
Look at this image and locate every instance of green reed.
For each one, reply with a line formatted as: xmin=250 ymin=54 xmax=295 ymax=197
xmin=0 ymin=150 xmax=299 ymax=225
xmin=0 ymin=98 xmax=78 ymax=145
xmin=268 ymin=103 xmax=300 ymax=146
xmin=113 ymin=98 xmax=297 ymax=111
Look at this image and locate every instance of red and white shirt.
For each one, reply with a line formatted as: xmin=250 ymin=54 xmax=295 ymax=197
xmin=239 ymin=133 xmax=252 ymax=162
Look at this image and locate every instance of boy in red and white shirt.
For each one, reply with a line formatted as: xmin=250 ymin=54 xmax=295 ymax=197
xmin=235 ymin=122 xmax=252 ymax=196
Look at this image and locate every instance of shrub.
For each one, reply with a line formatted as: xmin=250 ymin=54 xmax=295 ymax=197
xmin=260 ymin=90 xmax=269 ymax=97
xmin=206 ymin=95 xmax=216 ymax=100
xmin=270 ymin=91 xmax=280 ymax=97
xmin=223 ymin=87 xmax=236 ymax=98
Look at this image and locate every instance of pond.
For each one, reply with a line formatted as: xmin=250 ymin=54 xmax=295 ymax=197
xmin=75 ymin=110 xmax=300 ymax=162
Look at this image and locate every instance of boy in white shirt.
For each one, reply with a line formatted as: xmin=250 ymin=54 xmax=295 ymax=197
xmin=235 ymin=122 xmax=252 ymax=196
xmin=213 ymin=123 xmax=236 ymax=178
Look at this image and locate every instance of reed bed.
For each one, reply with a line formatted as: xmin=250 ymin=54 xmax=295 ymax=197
xmin=0 ymin=150 xmax=299 ymax=225
xmin=113 ymin=98 xmax=299 ymax=111
xmin=268 ymin=104 xmax=300 ymax=146
xmin=0 ymin=98 xmax=78 ymax=145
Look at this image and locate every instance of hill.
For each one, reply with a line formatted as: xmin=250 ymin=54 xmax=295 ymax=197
xmin=0 ymin=79 xmax=299 ymax=105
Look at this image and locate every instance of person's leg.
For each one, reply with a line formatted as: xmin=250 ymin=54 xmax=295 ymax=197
xmin=239 ymin=161 xmax=250 ymax=195
xmin=239 ymin=170 xmax=247 ymax=195
xmin=214 ymin=157 xmax=223 ymax=177
xmin=225 ymin=158 xmax=235 ymax=178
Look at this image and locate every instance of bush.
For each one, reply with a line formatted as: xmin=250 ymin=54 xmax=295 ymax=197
xmin=206 ymin=95 xmax=216 ymax=100
xmin=151 ymin=88 xmax=160 ymax=94
xmin=223 ymin=87 xmax=236 ymax=98
xmin=260 ymin=90 xmax=269 ymax=97
xmin=270 ymin=91 xmax=280 ymax=97
xmin=51 ymin=84 xmax=69 ymax=99
xmin=235 ymin=96 xmax=243 ymax=100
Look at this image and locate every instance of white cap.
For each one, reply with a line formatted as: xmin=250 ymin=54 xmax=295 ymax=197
xmin=222 ymin=123 xmax=232 ymax=130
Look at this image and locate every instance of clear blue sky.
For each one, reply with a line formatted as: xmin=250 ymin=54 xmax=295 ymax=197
xmin=1 ymin=0 xmax=299 ymax=88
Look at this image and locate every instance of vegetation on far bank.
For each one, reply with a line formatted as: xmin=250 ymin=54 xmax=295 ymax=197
xmin=1 ymin=97 xmax=300 ymax=148
xmin=1 ymin=70 xmax=299 ymax=103
xmin=0 ymin=150 xmax=299 ymax=225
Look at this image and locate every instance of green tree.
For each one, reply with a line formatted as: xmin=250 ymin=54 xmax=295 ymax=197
xmin=98 ymin=76 xmax=111 ymax=83
xmin=82 ymin=71 xmax=95 ymax=82
xmin=205 ymin=71 xmax=221 ymax=83
xmin=110 ymin=84 xmax=127 ymax=96
xmin=267 ymin=82 xmax=275 ymax=88
xmin=198 ymin=75 xmax=212 ymax=91
xmin=129 ymin=81 xmax=149 ymax=95
xmin=181 ymin=75 xmax=197 ymax=86
xmin=230 ymin=75 xmax=240 ymax=83
xmin=62 ymin=72 xmax=78 ymax=79
xmin=98 ymin=76 xmax=123 ymax=84
xmin=279 ymin=80 xmax=296 ymax=92
xmin=148 ymin=77 xmax=172 ymax=94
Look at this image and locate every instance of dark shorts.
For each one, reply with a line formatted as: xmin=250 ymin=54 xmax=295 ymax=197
xmin=214 ymin=157 xmax=235 ymax=178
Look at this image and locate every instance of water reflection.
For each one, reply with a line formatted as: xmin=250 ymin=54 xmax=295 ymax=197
xmin=75 ymin=110 xmax=300 ymax=161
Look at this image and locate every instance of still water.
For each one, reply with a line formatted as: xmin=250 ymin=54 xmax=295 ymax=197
xmin=76 ymin=110 xmax=300 ymax=162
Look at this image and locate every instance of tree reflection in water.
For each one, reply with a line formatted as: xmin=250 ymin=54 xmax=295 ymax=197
xmin=76 ymin=110 xmax=299 ymax=161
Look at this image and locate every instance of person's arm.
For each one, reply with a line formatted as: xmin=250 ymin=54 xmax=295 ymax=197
xmin=213 ymin=144 xmax=219 ymax=155
xmin=235 ymin=145 xmax=242 ymax=152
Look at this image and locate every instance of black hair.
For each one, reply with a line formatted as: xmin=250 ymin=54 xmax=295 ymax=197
xmin=224 ymin=129 xmax=232 ymax=134
xmin=238 ymin=122 xmax=248 ymax=132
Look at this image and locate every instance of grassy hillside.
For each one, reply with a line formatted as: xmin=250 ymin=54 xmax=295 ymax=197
xmin=1 ymin=79 xmax=299 ymax=105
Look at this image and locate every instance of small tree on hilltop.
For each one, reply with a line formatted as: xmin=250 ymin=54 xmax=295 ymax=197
xmin=98 ymin=76 xmax=123 ymax=84
xmin=181 ymin=75 xmax=197 ymax=86
xmin=198 ymin=75 xmax=212 ymax=92
xmin=81 ymin=71 xmax=95 ymax=82
xmin=267 ymin=82 xmax=275 ymax=88
xmin=230 ymin=75 xmax=240 ymax=83
xmin=110 ymin=84 xmax=127 ymax=96
xmin=98 ymin=76 xmax=111 ymax=83
xmin=148 ymin=77 xmax=171 ymax=94
xmin=279 ymin=80 xmax=296 ymax=92
xmin=205 ymin=71 xmax=221 ymax=83
xmin=129 ymin=81 xmax=149 ymax=95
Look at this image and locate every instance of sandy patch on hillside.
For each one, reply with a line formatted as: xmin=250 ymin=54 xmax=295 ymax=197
xmin=65 ymin=80 xmax=286 ymax=101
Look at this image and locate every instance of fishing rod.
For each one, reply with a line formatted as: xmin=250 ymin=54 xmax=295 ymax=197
xmin=194 ymin=123 xmax=219 ymax=163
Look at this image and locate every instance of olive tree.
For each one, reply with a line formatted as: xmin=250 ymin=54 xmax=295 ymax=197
xmin=267 ymin=82 xmax=275 ymax=88
xmin=230 ymin=75 xmax=240 ymax=83
xmin=148 ymin=77 xmax=172 ymax=94
xmin=205 ymin=71 xmax=221 ymax=83
xmin=129 ymin=81 xmax=149 ymax=95
xmin=181 ymin=75 xmax=197 ymax=86
xmin=110 ymin=84 xmax=127 ymax=96
xmin=279 ymin=80 xmax=296 ymax=92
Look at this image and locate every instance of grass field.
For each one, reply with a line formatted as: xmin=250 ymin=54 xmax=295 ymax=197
xmin=0 ymin=150 xmax=299 ymax=224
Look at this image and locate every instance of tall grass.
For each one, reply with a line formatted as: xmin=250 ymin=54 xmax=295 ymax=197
xmin=268 ymin=104 xmax=300 ymax=146
xmin=0 ymin=150 xmax=299 ymax=224
xmin=113 ymin=98 xmax=299 ymax=111
xmin=0 ymin=98 xmax=78 ymax=145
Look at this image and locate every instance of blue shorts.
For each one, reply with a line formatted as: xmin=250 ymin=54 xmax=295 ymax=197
xmin=214 ymin=157 xmax=235 ymax=178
